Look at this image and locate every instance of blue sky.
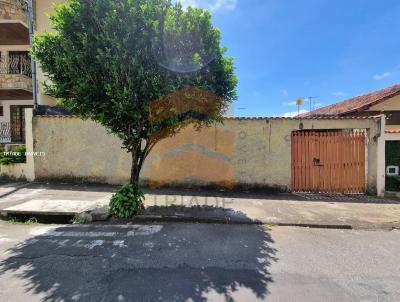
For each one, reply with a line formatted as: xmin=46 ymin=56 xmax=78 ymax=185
xmin=180 ymin=0 xmax=400 ymax=117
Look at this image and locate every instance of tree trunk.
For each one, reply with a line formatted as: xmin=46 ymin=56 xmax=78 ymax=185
xmin=130 ymin=151 xmax=140 ymax=186
xmin=129 ymin=139 xmax=154 ymax=187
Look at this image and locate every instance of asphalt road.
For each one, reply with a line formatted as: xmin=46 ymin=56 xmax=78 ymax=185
xmin=0 ymin=221 xmax=399 ymax=302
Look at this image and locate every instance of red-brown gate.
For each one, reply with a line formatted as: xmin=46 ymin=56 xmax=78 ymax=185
xmin=291 ymin=130 xmax=366 ymax=193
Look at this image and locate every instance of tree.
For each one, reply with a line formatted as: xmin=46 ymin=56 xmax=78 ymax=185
xmin=32 ymin=0 xmax=237 ymax=187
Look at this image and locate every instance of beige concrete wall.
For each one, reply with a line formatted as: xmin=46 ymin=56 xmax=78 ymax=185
xmin=0 ymin=163 xmax=28 ymax=180
xmin=32 ymin=115 xmax=384 ymax=194
xmin=365 ymin=96 xmax=400 ymax=132
xmin=35 ymin=0 xmax=64 ymax=107
xmin=24 ymin=108 xmax=35 ymax=181
xmin=35 ymin=0 xmax=64 ymax=34
xmin=368 ymin=95 xmax=400 ymax=111
xmin=385 ymin=132 xmax=400 ymax=141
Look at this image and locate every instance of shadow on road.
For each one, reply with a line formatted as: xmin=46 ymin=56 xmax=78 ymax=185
xmin=141 ymin=205 xmax=262 ymax=224
xmin=0 ymin=223 xmax=277 ymax=301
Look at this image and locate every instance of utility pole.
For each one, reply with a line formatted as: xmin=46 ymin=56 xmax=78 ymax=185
xmin=27 ymin=0 xmax=38 ymax=110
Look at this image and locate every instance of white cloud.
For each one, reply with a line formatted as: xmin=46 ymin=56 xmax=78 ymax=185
xmin=282 ymin=100 xmax=296 ymax=106
xmin=285 ymin=101 xmax=297 ymax=106
xmin=280 ymin=89 xmax=288 ymax=96
xmin=178 ymin=0 xmax=237 ymax=12
xmin=373 ymin=71 xmax=392 ymax=80
xmin=283 ymin=109 xmax=308 ymax=118
xmin=332 ymin=91 xmax=345 ymax=97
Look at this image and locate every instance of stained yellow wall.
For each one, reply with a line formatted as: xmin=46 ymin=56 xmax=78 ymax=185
xmin=31 ymin=116 xmax=384 ymax=194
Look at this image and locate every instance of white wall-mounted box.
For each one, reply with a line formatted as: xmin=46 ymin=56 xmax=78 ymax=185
xmin=386 ymin=166 xmax=399 ymax=176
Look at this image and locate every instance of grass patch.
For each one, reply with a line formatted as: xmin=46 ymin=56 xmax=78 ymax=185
xmin=5 ymin=216 xmax=39 ymax=224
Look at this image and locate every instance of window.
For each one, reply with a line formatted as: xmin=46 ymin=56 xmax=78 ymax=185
xmin=0 ymin=106 xmax=3 ymax=116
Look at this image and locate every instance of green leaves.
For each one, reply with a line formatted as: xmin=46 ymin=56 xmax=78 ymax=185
xmin=0 ymin=145 xmax=26 ymax=165
xmin=109 ymin=183 xmax=145 ymax=218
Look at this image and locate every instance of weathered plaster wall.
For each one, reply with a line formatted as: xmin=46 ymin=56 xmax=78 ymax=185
xmin=385 ymin=132 xmax=400 ymax=141
xmin=368 ymin=95 xmax=400 ymax=111
xmin=35 ymin=0 xmax=64 ymax=107
xmin=25 ymin=108 xmax=35 ymax=181
xmin=32 ymin=115 xmax=384 ymax=194
xmin=367 ymin=95 xmax=400 ymax=131
xmin=0 ymin=163 xmax=28 ymax=180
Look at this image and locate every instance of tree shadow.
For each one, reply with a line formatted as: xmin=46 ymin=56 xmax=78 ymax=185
xmin=0 ymin=223 xmax=277 ymax=301
xmin=141 ymin=205 xmax=263 ymax=224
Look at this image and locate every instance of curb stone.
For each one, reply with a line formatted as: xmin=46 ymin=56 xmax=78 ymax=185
xmin=130 ymin=214 xmax=400 ymax=230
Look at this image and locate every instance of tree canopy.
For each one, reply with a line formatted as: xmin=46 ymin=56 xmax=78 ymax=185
xmin=32 ymin=0 xmax=237 ymax=184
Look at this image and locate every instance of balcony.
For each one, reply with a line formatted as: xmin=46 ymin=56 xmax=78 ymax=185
xmin=0 ymin=0 xmax=29 ymax=45
xmin=0 ymin=53 xmax=33 ymax=100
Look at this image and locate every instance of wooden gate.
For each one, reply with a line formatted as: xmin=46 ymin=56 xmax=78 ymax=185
xmin=291 ymin=130 xmax=366 ymax=193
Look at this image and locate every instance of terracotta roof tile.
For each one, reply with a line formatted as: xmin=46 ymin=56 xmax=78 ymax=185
xmin=302 ymin=83 xmax=400 ymax=117
xmin=223 ymin=115 xmax=383 ymax=120
xmin=35 ymin=114 xmax=383 ymax=121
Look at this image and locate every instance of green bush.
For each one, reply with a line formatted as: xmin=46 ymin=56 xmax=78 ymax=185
xmin=0 ymin=145 xmax=26 ymax=165
xmin=109 ymin=183 xmax=144 ymax=218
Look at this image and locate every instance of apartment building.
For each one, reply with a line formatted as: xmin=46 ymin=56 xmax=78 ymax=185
xmin=0 ymin=0 xmax=34 ymax=144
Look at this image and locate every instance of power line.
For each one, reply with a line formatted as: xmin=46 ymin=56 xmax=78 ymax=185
xmin=303 ymin=96 xmax=320 ymax=113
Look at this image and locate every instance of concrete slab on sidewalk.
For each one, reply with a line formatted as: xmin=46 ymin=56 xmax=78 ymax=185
xmin=3 ymin=199 xmax=108 ymax=216
xmin=0 ymin=183 xmax=113 ymax=218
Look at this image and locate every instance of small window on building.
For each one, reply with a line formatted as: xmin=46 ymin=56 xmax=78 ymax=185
xmin=0 ymin=106 xmax=3 ymax=116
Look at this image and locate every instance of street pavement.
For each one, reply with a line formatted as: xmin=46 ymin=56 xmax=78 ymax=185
xmin=0 ymin=220 xmax=399 ymax=301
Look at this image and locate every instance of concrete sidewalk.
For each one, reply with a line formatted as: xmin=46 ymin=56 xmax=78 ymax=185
xmin=139 ymin=192 xmax=400 ymax=229
xmin=0 ymin=182 xmax=400 ymax=229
